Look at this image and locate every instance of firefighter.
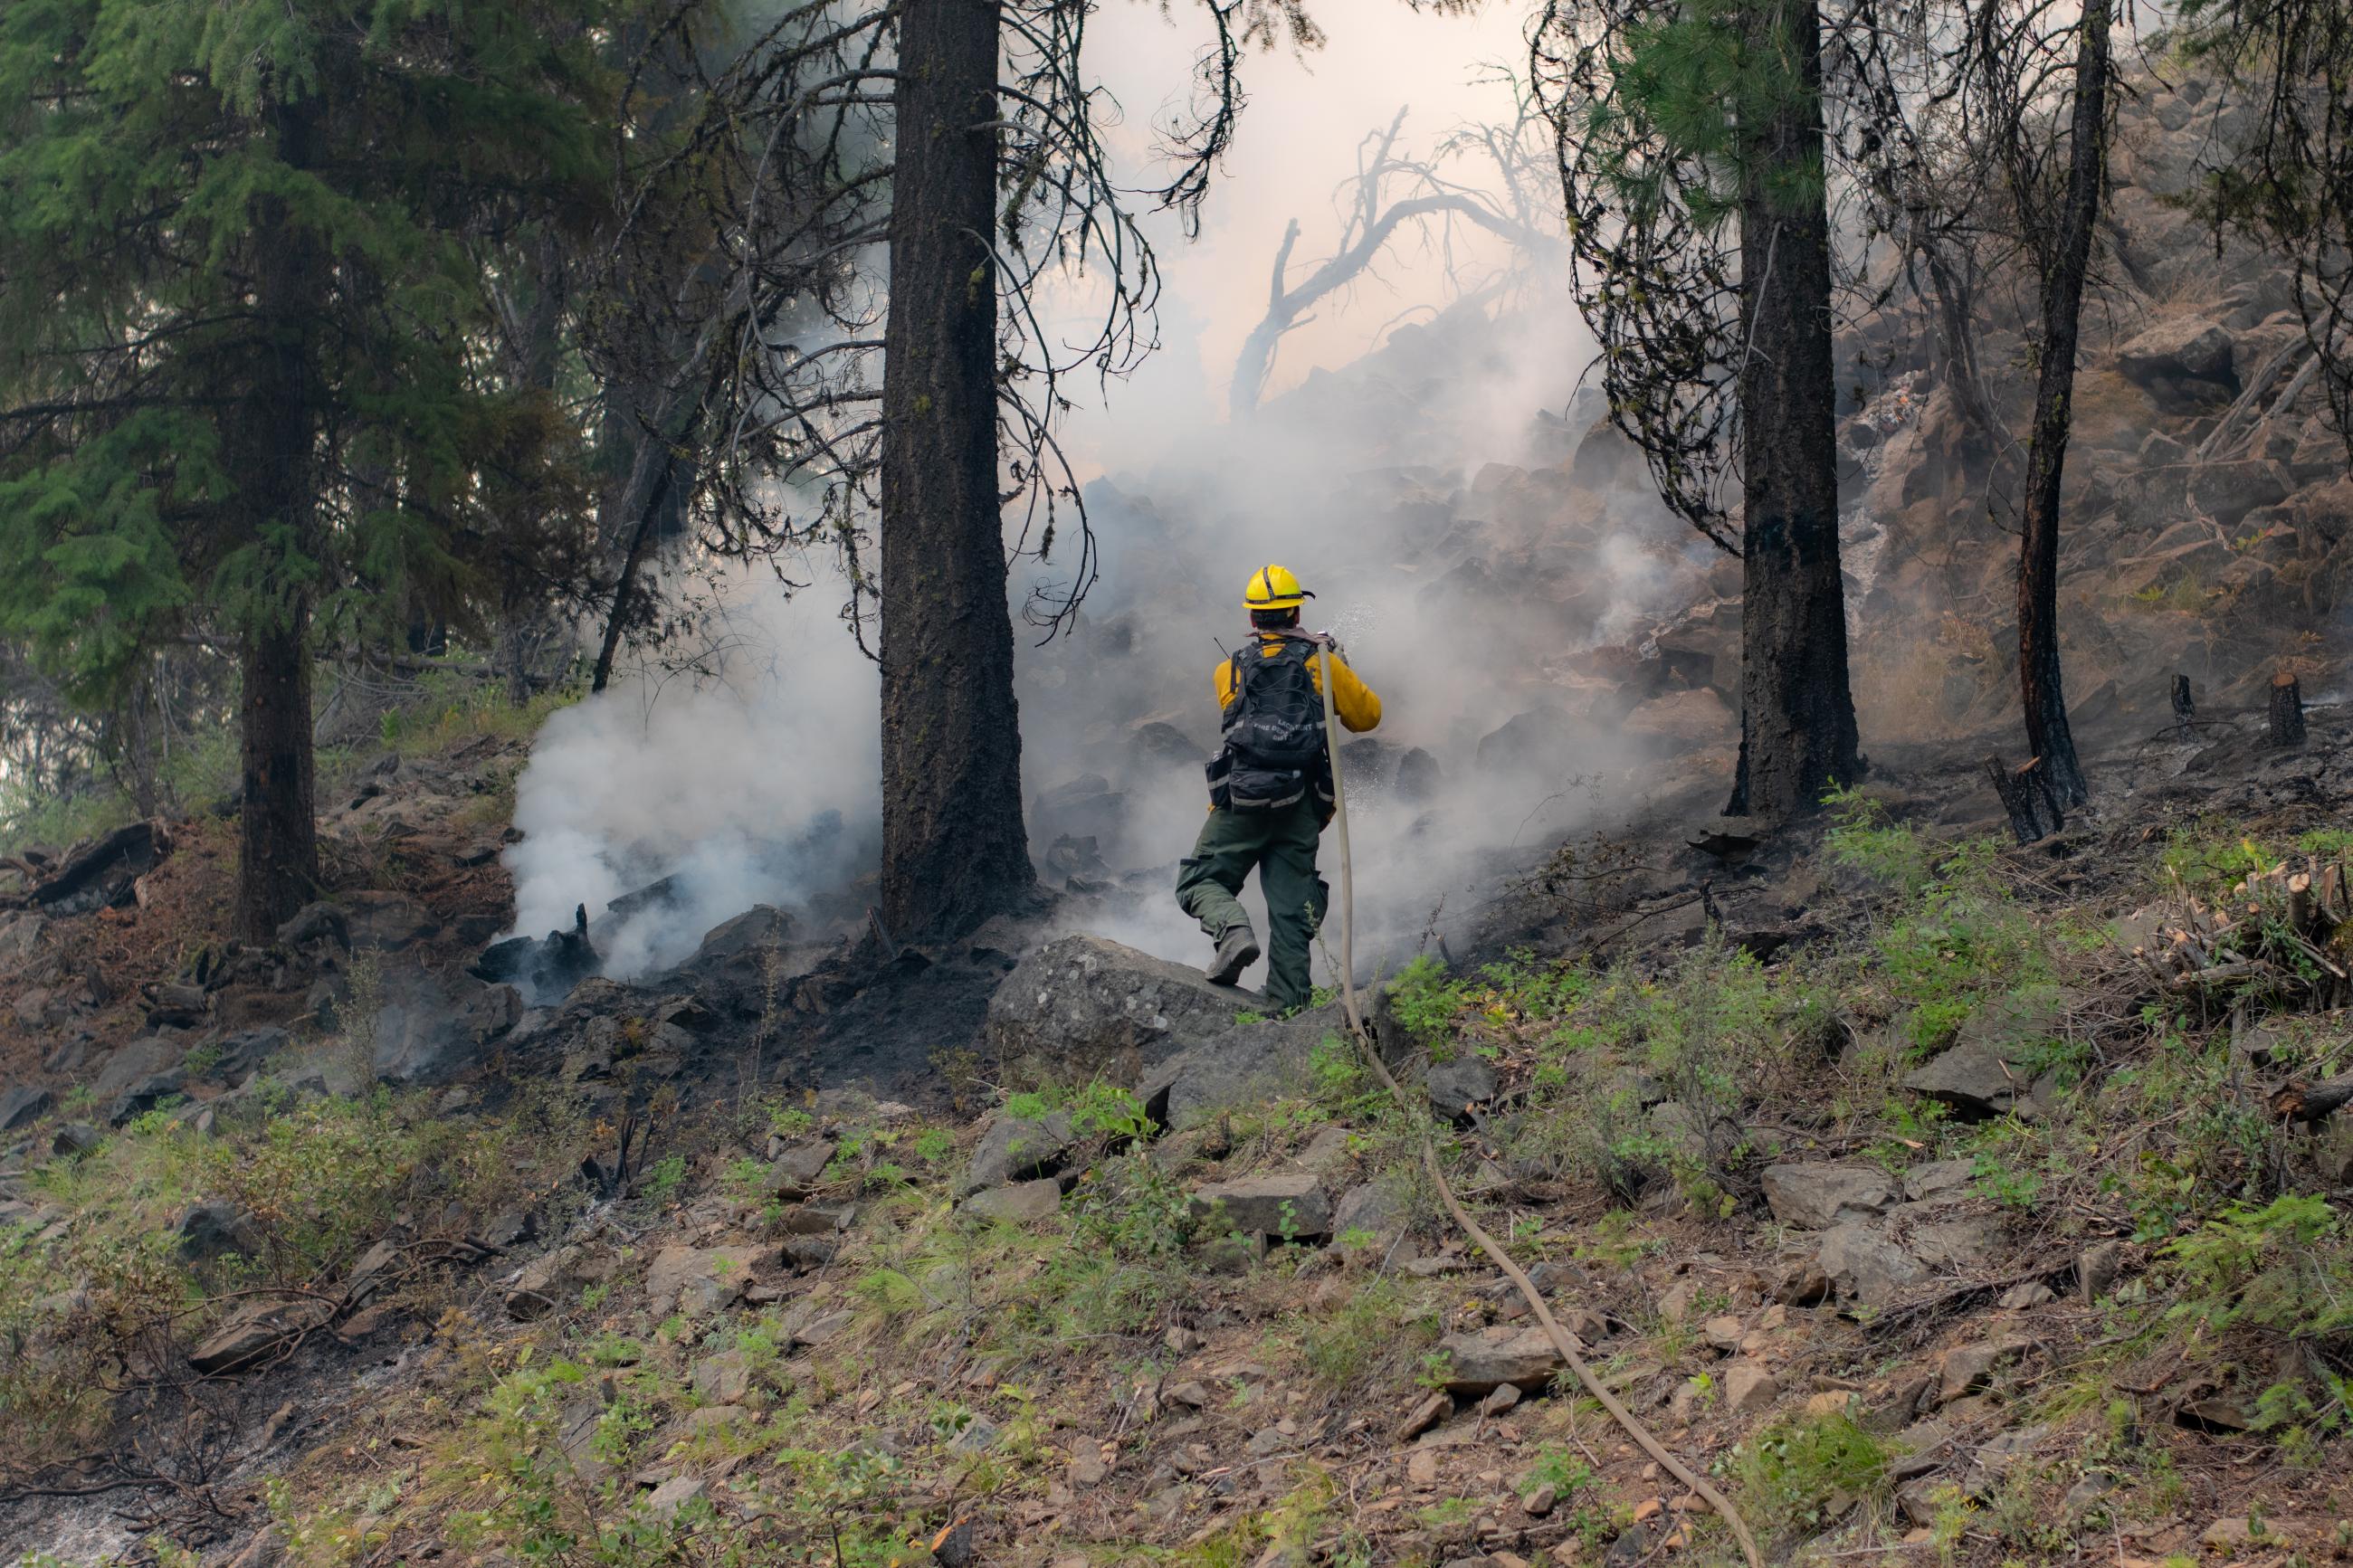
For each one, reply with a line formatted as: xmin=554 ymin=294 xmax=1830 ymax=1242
xmin=1176 ymin=564 xmax=1381 ymax=1012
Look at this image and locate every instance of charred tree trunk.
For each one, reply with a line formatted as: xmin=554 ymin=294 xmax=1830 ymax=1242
xmin=2015 ymin=0 xmax=2109 ymax=810
xmin=230 ymin=117 xmax=324 ymax=942
xmin=878 ymin=0 xmax=1035 ymax=942
xmin=1727 ymin=0 xmax=1860 ymax=820
xmin=2270 ymin=669 xmax=2307 ymax=746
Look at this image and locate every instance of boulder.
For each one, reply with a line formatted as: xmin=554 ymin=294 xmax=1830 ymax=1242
xmin=986 ymin=936 xmax=1253 ymax=1088
xmin=275 ymin=902 xmax=351 ymax=950
xmin=189 ymin=1298 xmax=333 ymax=1375
xmin=341 ymin=891 xmax=439 ymax=951
xmin=646 ymin=1244 xmax=758 ymax=1317
xmin=175 ymin=1202 xmax=264 ymax=1262
xmin=1138 ymin=1008 xmax=1343 ymax=1132
xmin=0 ymin=1085 xmax=52 ymax=1131
xmin=107 ymin=1069 xmax=187 ymax=1126
xmin=1760 ymin=1164 xmax=1898 ymax=1230
xmin=767 ymin=1140 xmax=837 ymax=1198
xmin=373 ymin=973 xmax=522 ymax=1085
xmin=1723 ymin=1361 xmax=1779 ymax=1416
xmin=1329 ymin=1178 xmax=1411 ymax=1256
xmin=1189 ymin=1171 xmax=1330 ymax=1240
xmin=1424 ymin=1056 xmax=1499 ymax=1115
xmin=2186 ymin=459 xmax=2291 ymax=527
xmin=960 ymin=1111 xmax=1074 ymax=1196
xmin=90 ymin=1036 xmax=176 ymax=1104
xmin=1902 ymin=990 xmax=2073 ymax=1117
xmin=964 ymin=1178 xmax=1063 ymax=1224
xmin=2117 ymin=317 xmax=2235 ymax=385
xmin=51 ymin=1121 xmax=101 ymax=1158
xmin=1435 ymin=1326 xmax=1567 ymax=1395
xmin=1816 ymin=1219 xmax=1928 ymax=1306
xmin=691 ymin=905 xmax=795 ymax=965
xmin=200 ymin=1027 xmax=291 ymax=1084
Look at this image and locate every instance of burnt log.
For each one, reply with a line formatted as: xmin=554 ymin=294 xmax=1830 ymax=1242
xmin=2269 ymin=670 xmax=2307 ymax=747
xmin=1984 ymin=754 xmax=2064 ymax=844
xmin=2271 ymin=1073 xmax=2353 ymax=1123
xmin=472 ymin=903 xmax=598 ymax=1001
xmin=21 ymin=821 xmax=171 ymax=916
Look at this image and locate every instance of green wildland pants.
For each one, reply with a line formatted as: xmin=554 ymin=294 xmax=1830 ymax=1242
xmin=1175 ymin=797 xmax=1329 ymax=1012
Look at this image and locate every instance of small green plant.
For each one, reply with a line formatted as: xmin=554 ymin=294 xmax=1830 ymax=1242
xmin=1732 ymin=1411 xmax=1891 ymax=1532
xmin=1521 ymin=1444 xmax=1595 ymax=1502
xmin=641 ymin=1152 xmax=690 ymax=1205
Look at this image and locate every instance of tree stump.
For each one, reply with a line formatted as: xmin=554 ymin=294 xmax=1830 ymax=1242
xmin=2269 ymin=670 xmax=2306 ymax=746
xmin=2170 ymin=673 xmax=2195 ymax=726
xmin=1985 ymin=754 xmax=2064 ymax=844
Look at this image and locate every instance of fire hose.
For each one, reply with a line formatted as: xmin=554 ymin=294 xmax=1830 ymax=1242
xmin=1305 ymin=633 xmax=1765 ymax=1568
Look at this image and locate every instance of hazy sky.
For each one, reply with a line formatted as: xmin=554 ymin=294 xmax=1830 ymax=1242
xmin=1065 ymin=4 xmax=1540 ymax=444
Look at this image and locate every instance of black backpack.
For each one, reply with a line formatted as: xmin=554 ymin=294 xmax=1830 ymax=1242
xmin=1205 ymin=640 xmax=1330 ymax=811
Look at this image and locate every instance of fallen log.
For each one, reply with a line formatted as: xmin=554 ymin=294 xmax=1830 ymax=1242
xmin=2270 ymin=1073 xmax=2353 ymax=1124
xmin=14 ymin=820 xmax=172 ymax=916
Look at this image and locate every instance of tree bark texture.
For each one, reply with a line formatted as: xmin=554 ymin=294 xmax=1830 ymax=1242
xmin=878 ymin=0 xmax=1034 ymax=941
xmin=230 ymin=127 xmax=325 ymax=941
xmin=2015 ymin=0 xmax=2110 ymax=809
xmin=1727 ymin=0 xmax=1860 ymax=819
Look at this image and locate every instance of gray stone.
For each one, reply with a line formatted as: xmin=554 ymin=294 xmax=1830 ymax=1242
xmin=960 ymin=1112 xmax=1073 ymax=1196
xmin=373 ymin=974 xmax=522 ymax=1085
xmin=2187 ymin=459 xmax=2291 ymax=527
xmin=198 ymin=1028 xmax=290 ymax=1084
xmin=692 ymin=1350 xmax=755 ymax=1404
xmin=1137 ymin=1009 xmax=1342 ymax=1132
xmin=1435 ymin=1326 xmax=1566 ymax=1395
xmin=275 ymin=901 xmax=350 ymax=950
xmin=964 ymin=1178 xmax=1062 ymax=1225
xmin=767 ymin=1140 xmax=837 ymax=1198
xmin=50 ymin=1122 xmax=101 ymax=1158
xmin=1190 ymin=1172 xmax=1330 ymax=1240
xmin=1329 ymin=1179 xmax=1409 ymax=1257
xmin=948 ymin=1416 xmax=1000 ymax=1455
xmin=1424 ymin=1056 xmax=1499 ymax=1114
xmin=1902 ymin=1159 xmax=1975 ymax=1202
xmin=90 ymin=1036 xmax=176 ymax=1104
xmin=691 ymin=906 xmax=795 ymax=964
xmin=641 ymin=1477 xmax=707 ymax=1520
xmin=1903 ymin=1208 xmax=2005 ymax=1270
xmin=986 ymin=935 xmax=1254 ymax=1088
xmin=189 ymin=1299 xmax=333 ymax=1375
xmin=646 ymin=1244 xmax=757 ymax=1318
xmin=176 ymin=1201 xmax=264 ymax=1262
xmin=107 ymin=1069 xmax=186 ymax=1126
xmin=2118 ymin=317 xmax=2234 ymax=385
xmin=1760 ymin=1164 xmax=1898 ymax=1230
xmin=1902 ymin=990 xmax=2076 ymax=1117
xmin=1816 ymin=1219 xmax=1928 ymax=1307
xmin=0 ymin=1086 xmax=52 ymax=1131
xmin=2078 ymin=1240 xmax=2123 ymax=1301
xmin=1299 ymin=1126 xmax=1357 ymax=1173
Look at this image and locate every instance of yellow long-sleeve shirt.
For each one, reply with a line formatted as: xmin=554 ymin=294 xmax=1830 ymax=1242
xmin=1212 ymin=635 xmax=1382 ymax=733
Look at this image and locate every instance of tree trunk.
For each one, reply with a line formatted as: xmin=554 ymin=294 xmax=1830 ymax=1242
xmin=231 ymin=113 xmax=324 ymax=943
xmin=1727 ymin=0 xmax=1860 ymax=819
xmin=878 ymin=0 xmax=1034 ymax=941
xmin=2015 ymin=0 xmax=2109 ymax=809
xmin=238 ymin=616 xmax=318 ymax=939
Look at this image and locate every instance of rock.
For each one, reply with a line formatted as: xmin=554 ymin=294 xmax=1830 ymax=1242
xmin=964 ymin=1178 xmax=1062 ymax=1225
xmin=691 ymin=906 xmax=795 ymax=965
xmin=2078 ymin=1240 xmax=2123 ymax=1301
xmin=959 ymin=1112 xmax=1073 ymax=1196
xmin=646 ymin=1244 xmax=758 ymax=1318
xmin=176 ymin=1201 xmax=264 ymax=1262
xmin=1436 ymin=1326 xmax=1567 ymax=1395
xmin=373 ymin=973 xmax=522 ymax=1085
xmin=1938 ymin=1339 xmax=2021 ymax=1404
xmin=107 ymin=1069 xmax=187 ymax=1126
xmin=791 ymin=1308 xmax=854 ymax=1348
xmin=274 ymin=902 xmax=351 ymax=950
xmin=1299 ymin=1126 xmax=1356 ymax=1173
xmin=1816 ymin=1220 xmax=1927 ymax=1307
xmin=1523 ymin=1484 xmax=1558 ymax=1517
xmin=0 ymin=1086 xmax=53 ymax=1131
xmin=1996 ymin=1280 xmax=2054 ymax=1310
xmin=90 ymin=1035 xmax=176 ymax=1104
xmin=768 ymin=1140 xmax=837 ymax=1198
xmin=2187 ymin=459 xmax=2291 ymax=527
xmin=778 ymin=1201 xmax=857 ymax=1235
xmin=51 ymin=1122 xmax=101 ymax=1158
xmin=1901 ymin=989 xmax=2076 ymax=1117
xmin=2118 ymin=317 xmax=2234 ymax=385
xmin=1397 ymin=1390 xmax=1452 ymax=1440
xmin=986 ymin=936 xmax=1259 ymax=1087
xmin=1760 ymin=1164 xmax=1898 ymax=1230
xmin=948 ymin=1417 xmax=999 ymax=1455
xmin=1480 ymin=1383 xmax=1522 ymax=1416
xmin=201 ymin=1027 xmax=291 ymax=1084
xmin=341 ymin=890 xmax=439 ymax=951
xmin=1701 ymin=1316 xmax=1744 ymax=1353
xmin=189 ymin=1299 xmax=333 ymax=1375
xmin=1424 ymin=1056 xmax=1499 ymax=1115
xmin=1190 ymin=1172 xmax=1330 ymax=1240
xmin=692 ymin=1350 xmax=755 ymax=1404
xmin=1329 ymin=1178 xmax=1410 ymax=1258
xmin=642 ymin=1476 xmax=707 ymax=1521
xmin=1902 ymin=1160 xmax=1975 ymax=1202
xmin=1138 ymin=1009 xmax=1346 ymax=1131
xmin=1722 ymin=1362 xmax=1778 ymax=1416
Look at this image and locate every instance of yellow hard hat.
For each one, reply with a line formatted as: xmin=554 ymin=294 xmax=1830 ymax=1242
xmin=1243 ymin=563 xmax=1313 ymax=612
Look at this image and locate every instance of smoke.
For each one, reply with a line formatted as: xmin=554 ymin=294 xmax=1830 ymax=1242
xmin=500 ymin=13 xmax=1726 ymax=991
xmin=502 ymin=562 xmax=880 ymax=979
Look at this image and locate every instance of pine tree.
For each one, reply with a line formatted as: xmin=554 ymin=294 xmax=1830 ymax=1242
xmin=0 ymin=0 xmax=616 ymax=938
